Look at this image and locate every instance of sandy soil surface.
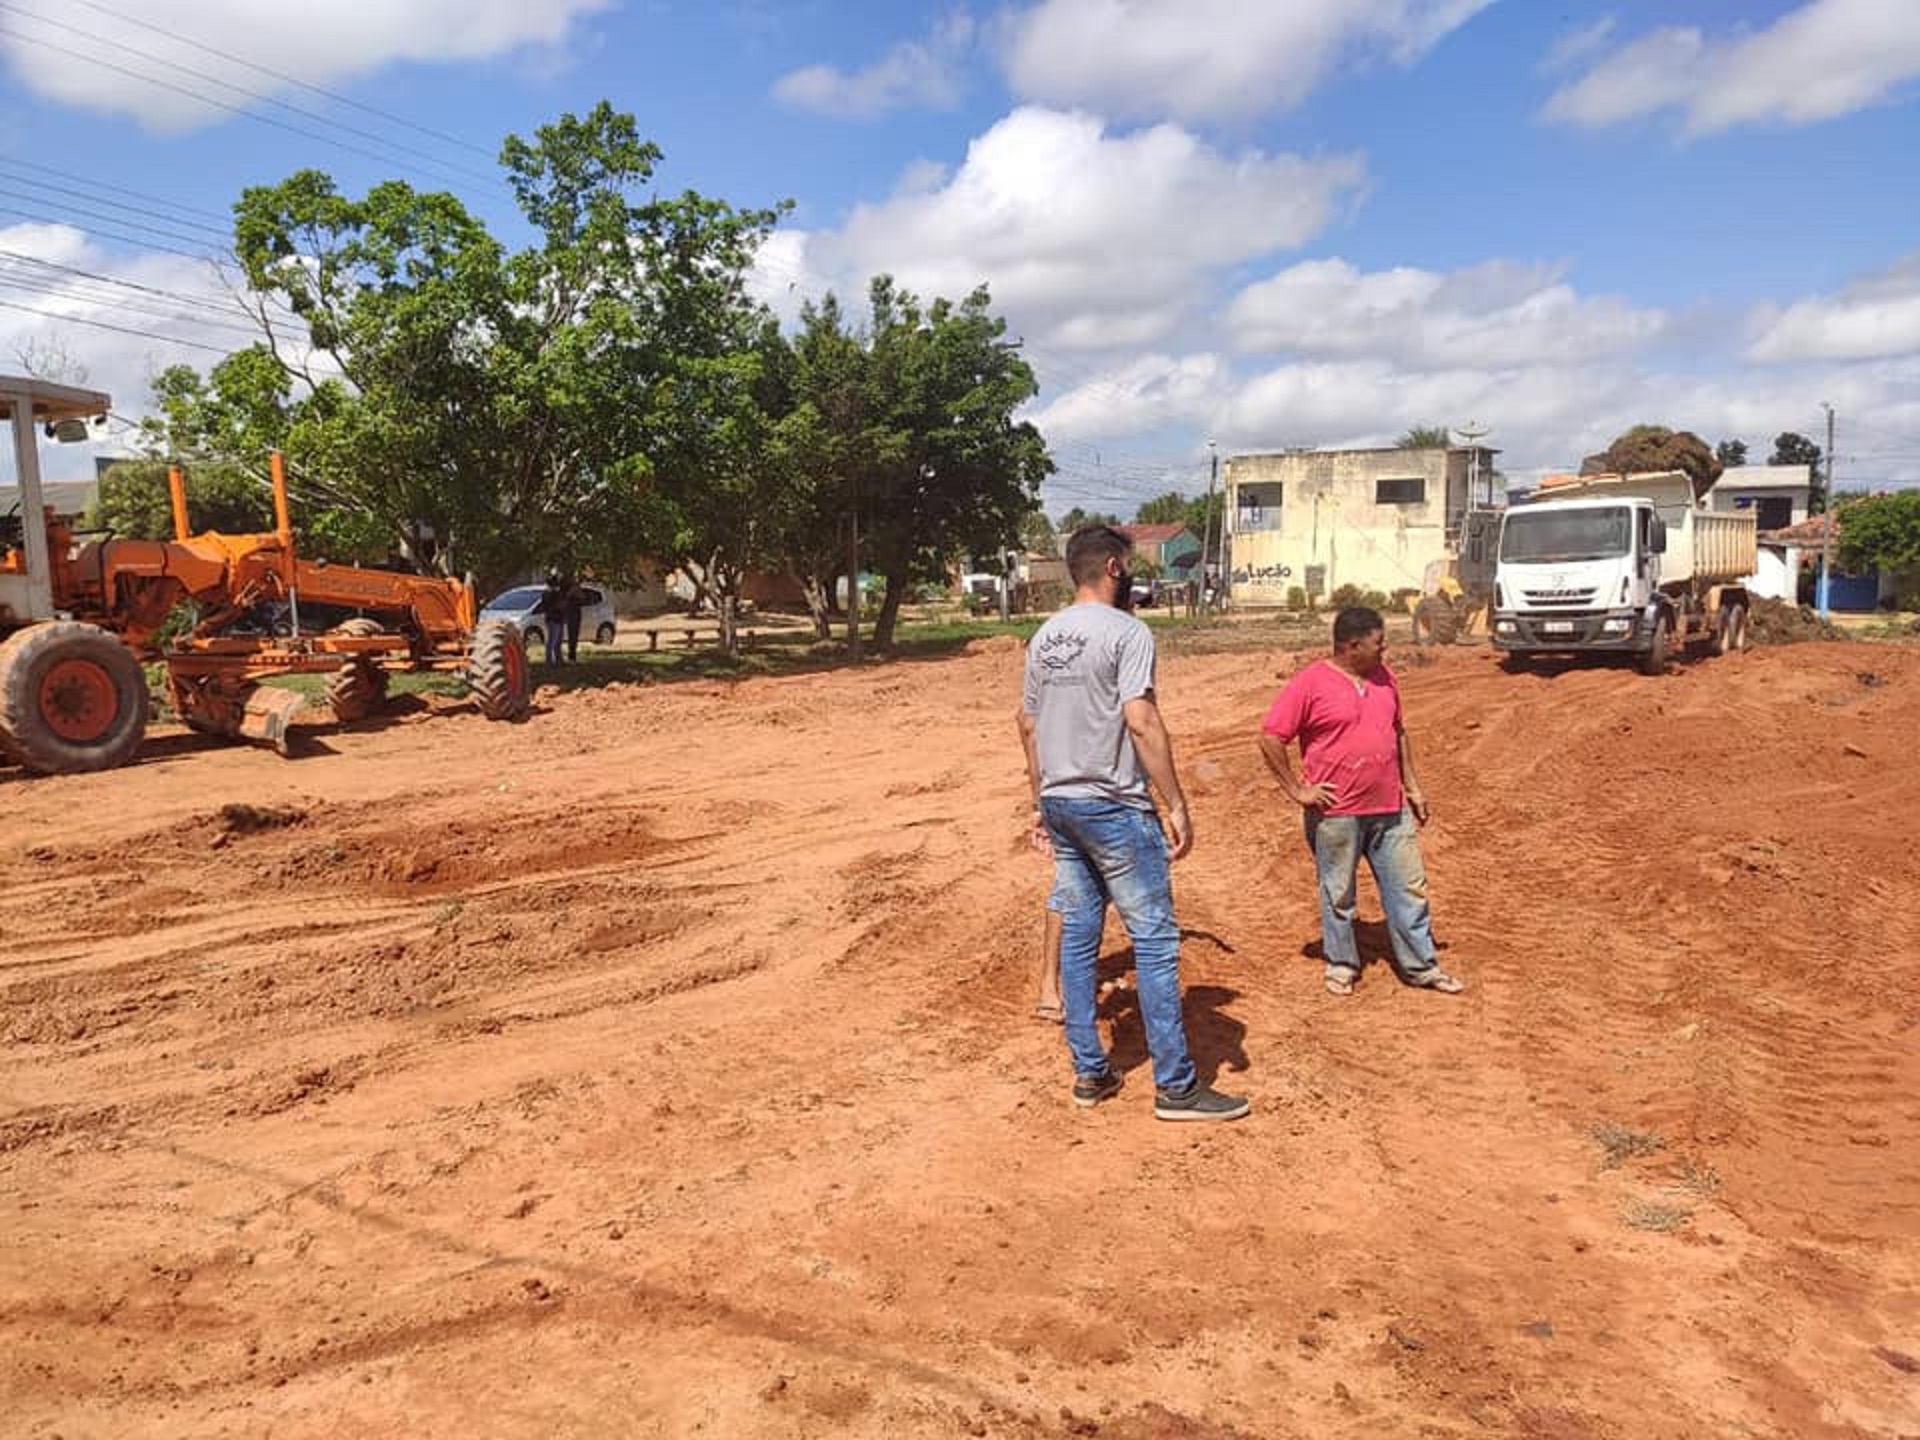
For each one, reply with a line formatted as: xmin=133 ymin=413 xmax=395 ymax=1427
xmin=3 ymin=633 xmax=1918 ymax=1439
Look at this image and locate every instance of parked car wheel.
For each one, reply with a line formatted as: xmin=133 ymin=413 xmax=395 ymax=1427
xmin=594 ymin=621 xmax=616 ymax=645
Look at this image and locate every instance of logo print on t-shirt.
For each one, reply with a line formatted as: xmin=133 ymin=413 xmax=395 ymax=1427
xmin=1037 ymin=630 xmax=1088 ymax=673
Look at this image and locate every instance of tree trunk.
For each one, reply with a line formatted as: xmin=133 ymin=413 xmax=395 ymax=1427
xmin=872 ymin=571 xmax=909 ymax=651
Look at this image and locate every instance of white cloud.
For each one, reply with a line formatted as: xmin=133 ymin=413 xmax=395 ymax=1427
xmin=0 ymin=0 xmax=612 ymax=132
xmin=1538 ymin=16 xmax=1615 ymax=75
xmin=762 ymin=107 xmax=1365 ymax=350
xmin=0 ymin=223 xmax=306 ymax=479
xmin=997 ymin=0 xmax=1491 ymax=123
xmin=773 ymin=13 xmax=975 ymax=119
xmin=1749 ymin=252 xmax=1920 ymax=362
xmin=1026 ymin=353 xmax=1225 ymax=441
xmin=1543 ymin=0 xmax=1920 ymax=135
xmin=1226 ymin=257 xmax=1668 ymax=366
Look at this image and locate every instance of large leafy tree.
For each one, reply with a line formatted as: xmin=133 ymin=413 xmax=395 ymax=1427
xmin=90 ymin=457 xmax=274 ymax=540
xmin=853 ymin=277 xmax=1053 ymax=649
xmin=1058 ymin=506 xmax=1121 ymax=531
xmin=169 ymin=102 xmax=785 ymax=595
xmin=1398 ymin=424 xmax=1451 ymax=448
xmin=1837 ymin=491 xmax=1920 ymax=577
xmin=1716 ymin=438 xmax=1748 ymax=467
xmin=1134 ymin=491 xmax=1190 ymax=525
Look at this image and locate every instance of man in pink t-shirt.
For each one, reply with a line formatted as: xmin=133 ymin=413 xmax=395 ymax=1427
xmin=1258 ymin=606 xmax=1465 ymax=997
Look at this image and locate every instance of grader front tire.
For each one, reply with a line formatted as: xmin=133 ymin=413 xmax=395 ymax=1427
xmin=466 ymin=618 xmax=531 ymax=721
xmin=0 ymin=621 xmax=150 ymax=774
xmin=325 ymin=618 xmax=390 ymax=722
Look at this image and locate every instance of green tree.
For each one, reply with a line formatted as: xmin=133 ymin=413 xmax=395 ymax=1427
xmin=1836 ymin=491 xmax=1920 ymax=575
xmin=89 ymin=458 xmax=274 ymax=540
xmin=1058 ymin=506 xmax=1120 ymax=531
xmin=1134 ymin=490 xmax=1190 ymax=525
xmin=1397 ymin=424 xmax=1451 ymax=448
xmin=855 ymin=276 xmax=1053 ymax=650
xmin=1581 ymin=425 xmax=1722 ymax=500
xmin=1184 ymin=491 xmax=1223 ymax=560
xmin=203 ymin=102 xmax=783 ymax=595
xmin=1769 ymin=432 xmax=1826 ymax=511
xmin=1716 ymin=438 xmax=1748 ymax=467
xmin=1018 ymin=508 xmax=1058 ymax=555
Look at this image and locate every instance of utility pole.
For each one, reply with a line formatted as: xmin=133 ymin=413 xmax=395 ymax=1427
xmin=1200 ymin=439 xmax=1219 ymax=612
xmin=1818 ymin=402 xmax=1836 ymax=619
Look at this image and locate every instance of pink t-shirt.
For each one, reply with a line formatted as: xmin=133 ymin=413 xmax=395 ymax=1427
xmin=1261 ymin=660 xmax=1404 ymax=817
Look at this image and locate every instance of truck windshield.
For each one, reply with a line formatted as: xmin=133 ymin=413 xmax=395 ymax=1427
xmin=1500 ymin=508 xmax=1631 ymax=563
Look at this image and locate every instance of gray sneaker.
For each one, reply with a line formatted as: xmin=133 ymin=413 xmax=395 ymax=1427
xmin=1072 ymin=1070 xmax=1124 ymax=1107
xmin=1153 ymin=1083 xmax=1250 ymax=1122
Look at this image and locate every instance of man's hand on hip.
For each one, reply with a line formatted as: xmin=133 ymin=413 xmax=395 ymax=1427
xmin=1298 ymin=781 xmax=1338 ymax=810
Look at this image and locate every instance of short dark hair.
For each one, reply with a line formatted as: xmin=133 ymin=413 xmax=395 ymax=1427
xmin=1066 ymin=525 xmax=1132 ymax=587
xmin=1332 ymin=606 xmax=1384 ymax=647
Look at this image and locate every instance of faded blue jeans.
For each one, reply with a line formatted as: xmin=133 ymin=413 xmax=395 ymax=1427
xmin=1305 ymin=807 xmax=1439 ymax=982
xmin=1042 ymin=796 xmax=1199 ymax=1095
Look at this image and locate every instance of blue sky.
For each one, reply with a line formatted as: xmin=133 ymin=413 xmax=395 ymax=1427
xmin=2 ymin=0 xmax=1918 ymax=511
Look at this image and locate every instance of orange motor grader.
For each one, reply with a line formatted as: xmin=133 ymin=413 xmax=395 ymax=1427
xmin=0 ymin=375 xmax=532 ymax=775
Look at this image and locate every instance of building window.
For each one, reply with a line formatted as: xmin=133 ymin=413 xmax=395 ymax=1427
xmin=1755 ymin=497 xmax=1792 ymax=530
xmin=1234 ymin=481 xmax=1283 ymax=531
xmin=1376 ymin=477 xmax=1426 ymax=505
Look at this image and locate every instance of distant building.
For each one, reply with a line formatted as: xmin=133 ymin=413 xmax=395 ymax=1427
xmin=1115 ymin=522 xmax=1199 ymax=577
xmin=1224 ymin=445 xmax=1498 ymax=605
xmin=0 ymin=479 xmax=96 ymax=524
xmin=1707 ymin=464 xmax=1813 ymax=601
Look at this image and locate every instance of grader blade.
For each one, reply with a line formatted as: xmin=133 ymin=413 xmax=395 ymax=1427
xmin=237 ymin=685 xmax=304 ymax=755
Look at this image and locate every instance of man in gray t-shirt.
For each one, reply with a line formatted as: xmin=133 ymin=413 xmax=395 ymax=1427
xmin=1017 ymin=525 xmax=1249 ymax=1123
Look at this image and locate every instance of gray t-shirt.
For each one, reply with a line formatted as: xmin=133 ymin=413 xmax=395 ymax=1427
xmin=1022 ymin=602 xmax=1157 ymax=810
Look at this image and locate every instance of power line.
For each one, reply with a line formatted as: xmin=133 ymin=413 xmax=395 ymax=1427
xmin=0 ymin=294 xmax=230 ymax=352
xmin=0 ymin=270 xmax=266 ymax=340
xmin=0 ymin=18 xmax=494 ymax=195
xmin=0 ymin=169 xmax=231 ymax=243
xmin=0 ymin=184 xmax=228 ymax=253
xmin=0 ymin=204 xmax=216 ymax=260
xmin=64 ymin=0 xmax=498 ymax=160
xmin=0 ymin=1 xmax=500 ymax=191
xmin=0 ymin=156 xmax=231 ymax=226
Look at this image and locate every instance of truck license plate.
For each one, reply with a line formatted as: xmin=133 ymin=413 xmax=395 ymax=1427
xmin=1542 ymin=621 xmax=1575 ymax=634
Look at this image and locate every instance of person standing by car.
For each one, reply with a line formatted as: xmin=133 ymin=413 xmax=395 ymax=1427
xmin=1257 ymin=606 xmax=1466 ymax=998
xmin=536 ymin=574 xmax=568 ymax=667
xmin=1017 ymin=524 xmax=1250 ymax=1122
xmin=562 ymin=575 xmax=587 ymax=662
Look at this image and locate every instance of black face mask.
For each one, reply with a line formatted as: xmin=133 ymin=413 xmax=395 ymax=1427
xmin=1114 ymin=568 xmax=1134 ymax=612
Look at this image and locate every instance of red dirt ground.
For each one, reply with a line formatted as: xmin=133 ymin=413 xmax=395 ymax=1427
xmin=3 ymin=634 xmax=1917 ymax=1438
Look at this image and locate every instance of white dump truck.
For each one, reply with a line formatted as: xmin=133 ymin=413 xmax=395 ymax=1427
xmin=1490 ymin=471 xmax=1758 ymax=675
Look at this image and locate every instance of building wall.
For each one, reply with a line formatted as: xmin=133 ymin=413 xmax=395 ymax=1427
xmin=1224 ymin=448 xmax=1479 ymax=605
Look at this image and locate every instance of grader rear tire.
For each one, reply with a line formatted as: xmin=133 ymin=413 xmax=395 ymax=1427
xmin=0 ymin=621 xmax=150 ymax=774
xmin=466 ymin=618 xmax=531 ymax=721
xmin=325 ymin=618 xmax=390 ymax=722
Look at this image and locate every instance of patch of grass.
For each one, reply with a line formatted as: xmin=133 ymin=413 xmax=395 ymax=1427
xmin=1623 ymin=1198 xmax=1692 ymax=1233
xmin=1591 ymin=1123 xmax=1666 ymax=1169
xmin=1673 ymin=1159 xmax=1721 ymax=1198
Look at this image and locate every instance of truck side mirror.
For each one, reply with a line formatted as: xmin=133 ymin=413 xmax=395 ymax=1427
xmin=1648 ymin=518 xmax=1667 ymax=554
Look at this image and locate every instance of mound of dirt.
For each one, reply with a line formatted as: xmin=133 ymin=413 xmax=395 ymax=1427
xmin=1747 ymin=596 xmax=1850 ymax=644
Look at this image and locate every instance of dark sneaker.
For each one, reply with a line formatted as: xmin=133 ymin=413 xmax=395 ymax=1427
xmin=1071 ymin=1070 xmax=1124 ymax=1107
xmin=1154 ymin=1083 xmax=1250 ymax=1122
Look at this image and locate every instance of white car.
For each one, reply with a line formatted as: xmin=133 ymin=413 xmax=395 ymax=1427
xmin=479 ymin=583 xmax=617 ymax=656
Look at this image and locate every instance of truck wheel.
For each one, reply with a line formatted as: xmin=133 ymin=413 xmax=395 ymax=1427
xmin=325 ymin=618 xmax=390 ymax=722
xmin=1639 ymin=615 xmax=1671 ymax=676
xmin=467 ymin=618 xmax=531 ymax=721
xmin=0 ymin=620 xmax=150 ymax=774
xmin=1500 ymin=652 xmax=1531 ymax=674
xmin=1727 ymin=602 xmax=1750 ymax=652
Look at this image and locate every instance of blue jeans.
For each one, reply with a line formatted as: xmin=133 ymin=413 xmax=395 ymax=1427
xmin=1041 ymin=797 xmax=1198 ymax=1095
xmin=1305 ymin=808 xmax=1438 ymax=981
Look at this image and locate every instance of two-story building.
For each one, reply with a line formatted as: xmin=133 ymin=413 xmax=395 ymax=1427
xmin=1224 ymin=445 xmax=1498 ymax=606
